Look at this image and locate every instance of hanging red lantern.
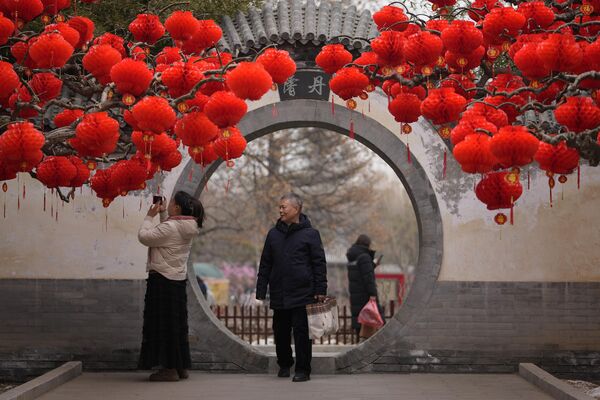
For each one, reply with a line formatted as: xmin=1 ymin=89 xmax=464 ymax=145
xmin=469 ymin=0 xmax=500 ymax=21
xmin=67 ymin=16 xmax=95 ymax=49
xmin=111 ymin=158 xmax=148 ymax=195
xmin=513 ymin=43 xmax=550 ymax=80
xmin=156 ymin=148 xmax=182 ymax=172
xmin=0 ymin=153 xmax=18 ymax=182
xmin=93 ymin=32 xmax=126 ymax=57
xmin=54 ymin=109 xmax=84 ymax=127
xmin=161 ymin=61 xmax=204 ymax=98
xmin=10 ymin=40 xmax=37 ymax=68
xmin=404 ymin=31 xmax=443 ymax=67
xmin=83 ymin=44 xmax=122 ymax=85
xmin=489 ymin=125 xmax=539 ymax=168
xmin=441 ymin=20 xmax=483 ymax=54
xmin=28 ymin=33 xmax=74 ymax=68
xmin=40 ymin=0 xmax=69 ymax=15
xmin=174 ymin=111 xmax=219 ymax=149
xmin=8 ymin=86 xmax=39 ymax=118
xmin=36 ymin=156 xmax=78 ymax=188
xmin=71 ymin=112 xmax=120 ymax=158
xmin=110 ymin=58 xmax=153 ymax=103
xmin=30 ymin=72 xmax=62 ymax=102
xmin=213 ymin=127 xmax=247 ymax=162
xmin=517 ymin=1 xmax=555 ymax=31
xmin=440 ymin=74 xmax=476 ymax=99
xmin=536 ymin=33 xmax=583 ymax=73
xmin=128 ymin=13 xmax=165 ymax=45
xmin=329 ymin=67 xmax=370 ymax=101
xmin=388 ymin=93 xmax=422 ymax=123
xmin=0 ymin=122 xmax=45 ymax=172
xmin=1 ymin=0 xmax=43 ymax=24
xmin=463 ymin=102 xmax=509 ymax=129
xmin=554 ymin=96 xmax=600 ymax=133
xmin=189 ymin=142 xmax=219 ymax=167
xmin=453 ymin=133 xmax=497 ymax=173
xmin=226 ymin=62 xmax=273 ymax=101
xmin=371 ymin=30 xmax=405 ymax=67
xmin=444 ymin=46 xmax=485 ymax=71
xmin=90 ymin=168 xmax=118 ymax=207
xmin=373 ymin=5 xmax=409 ymax=31
xmin=165 ymin=10 xmax=199 ymax=41
xmin=535 ymin=141 xmax=579 ymax=175
xmin=420 ymin=87 xmax=467 ymax=125
xmin=390 ymin=82 xmax=426 ymax=100
xmin=204 ymin=91 xmax=248 ymax=128
xmin=156 ymin=46 xmax=183 ymax=65
xmin=451 ymin=115 xmax=498 ymax=145
xmin=475 ymin=171 xmax=523 ymax=210
xmin=0 ymin=61 xmax=20 ymax=104
xmin=315 ymin=44 xmax=353 ymax=74
xmin=482 ymin=7 xmax=526 ymax=45
xmin=203 ymin=50 xmax=233 ymax=68
xmin=0 ymin=12 xmax=15 ymax=45
xmin=66 ymin=156 xmax=89 ymax=187
xmin=184 ymin=91 xmax=210 ymax=112
xmin=426 ymin=19 xmax=450 ymax=33
xmin=256 ymin=48 xmax=297 ymax=84
xmin=131 ymin=96 xmax=177 ymax=134
xmin=44 ymin=22 xmax=80 ymax=48
xmin=181 ymin=19 xmax=222 ymax=54
xmin=131 ymin=130 xmax=159 ymax=157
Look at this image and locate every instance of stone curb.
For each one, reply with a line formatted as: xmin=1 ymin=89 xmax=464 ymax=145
xmin=519 ymin=363 xmax=594 ymax=400
xmin=0 ymin=361 xmax=82 ymax=400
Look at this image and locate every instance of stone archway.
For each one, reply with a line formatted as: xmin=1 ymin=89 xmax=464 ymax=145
xmin=175 ymin=98 xmax=443 ymax=373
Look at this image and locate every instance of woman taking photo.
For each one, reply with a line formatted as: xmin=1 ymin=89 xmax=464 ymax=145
xmin=137 ymin=191 xmax=204 ymax=382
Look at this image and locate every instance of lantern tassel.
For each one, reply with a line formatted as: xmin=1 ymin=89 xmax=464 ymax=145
xmin=139 ymin=197 xmax=142 ymax=211
xmin=407 ymin=142 xmax=411 ymax=164
xmin=527 ymin=171 xmax=530 ymax=190
xmin=272 ymin=103 xmax=278 ymax=118
xmin=349 ymin=119 xmax=355 ymax=140
xmin=188 ymin=166 xmax=193 ymax=182
xmin=122 ymin=198 xmax=125 ymax=219
xmin=331 ymin=95 xmax=335 ymax=115
xmin=510 ymin=196 xmax=514 ymax=225
xmin=43 ymin=190 xmax=46 ymax=212
xmin=443 ymin=150 xmax=447 ymax=179
xmin=577 ymin=164 xmax=580 ymax=190
xmin=368 ymin=100 xmax=371 ymax=113
xmin=23 ymin=184 xmax=25 ymax=199
xmin=55 ymin=209 xmax=58 ymax=223
xmin=549 ymin=180 xmax=553 ymax=208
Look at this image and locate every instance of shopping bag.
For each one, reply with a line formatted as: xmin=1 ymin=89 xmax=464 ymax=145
xmin=357 ymin=298 xmax=384 ymax=328
xmin=359 ymin=323 xmax=379 ymax=339
xmin=306 ymin=297 xmax=339 ymax=340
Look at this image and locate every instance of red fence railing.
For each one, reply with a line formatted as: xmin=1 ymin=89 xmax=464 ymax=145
xmin=210 ymin=300 xmax=396 ymax=345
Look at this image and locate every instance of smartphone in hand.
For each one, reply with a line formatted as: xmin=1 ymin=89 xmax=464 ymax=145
xmin=375 ymin=255 xmax=383 ymax=267
xmin=153 ymin=195 xmax=164 ymax=205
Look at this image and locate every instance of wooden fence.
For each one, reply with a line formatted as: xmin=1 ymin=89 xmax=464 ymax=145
xmin=210 ymin=300 xmax=397 ymax=345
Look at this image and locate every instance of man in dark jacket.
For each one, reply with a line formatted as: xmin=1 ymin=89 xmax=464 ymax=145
xmin=256 ymin=192 xmax=327 ymax=382
xmin=346 ymin=234 xmax=382 ymax=337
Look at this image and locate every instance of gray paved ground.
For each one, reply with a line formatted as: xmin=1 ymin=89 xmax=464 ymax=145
xmin=36 ymin=372 xmax=553 ymax=400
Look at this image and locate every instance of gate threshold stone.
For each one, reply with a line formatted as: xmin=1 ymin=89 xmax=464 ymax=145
xmin=0 ymin=362 xmax=82 ymax=400
xmin=519 ymin=363 xmax=594 ymax=400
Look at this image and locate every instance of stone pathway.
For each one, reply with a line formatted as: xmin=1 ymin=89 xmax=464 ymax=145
xmin=37 ymin=372 xmax=553 ymax=400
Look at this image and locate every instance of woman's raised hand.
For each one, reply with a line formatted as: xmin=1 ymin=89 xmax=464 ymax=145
xmin=147 ymin=203 xmax=161 ymax=217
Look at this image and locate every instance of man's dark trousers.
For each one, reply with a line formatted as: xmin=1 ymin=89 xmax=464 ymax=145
xmin=273 ymin=307 xmax=312 ymax=374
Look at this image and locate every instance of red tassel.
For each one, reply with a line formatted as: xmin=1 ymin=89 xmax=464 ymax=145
xmin=3 ymin=201 xmax=5 ymax=218
xmin=271 ymin=103 xmax=278 ymax=118
xmin=188 ymin=167 xmax=193 ymax=182
xmin=43 ymin=191 xmax=46 ymax=212
xmin=577 ymin=164 xmax=580 ymax=190
xmin=56 ymin=209 xmax=58 ymax=222
xmin=139 ymin=197 xmax=142 ymax=211
xmin=51 ymin=202 xmax=54 ymax=218
xmin=443 ymin=150 xmax=447 ymax=179
xmin=527 ymin=171 xmax=530 ymax=190
xmin=549 ymin=184 xmax=553 ymax=208
xmin=510 ymin=196 xmax=514 ymax=225
xmin=407 ymin=143 xmax=411 ymax=164
xmin=331 ymin=95 xmax=335 ymax=115
xmin=225 ymin=177 xmax=231 ymax=193
xmin=122 ymin=199 xmax=125 ymax=219
xmin=22 ymin=184 xmax=25 ymax=199
xmin=349 ymin=119 xmax=355 ymax=140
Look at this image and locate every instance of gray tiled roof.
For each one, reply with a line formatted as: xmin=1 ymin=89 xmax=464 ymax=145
xmin=218 ymin=0 xmax=378 ymax=55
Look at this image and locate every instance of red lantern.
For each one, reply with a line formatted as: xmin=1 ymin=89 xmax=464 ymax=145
xmin=463 ymin=102 xmax=509 ymax=129
xmin=517 ymin=1 xmax=555 ymax=31
xmin=0 ymin=61 xmax=20 ymax=104
xmin=0 ymin=152 xmax=17 ymax=182
xmin=536 ymin=33 xmax=583 ymax=73
xmin=184 ymin=91 xmax=210 ymax=112
xmin=156 ymin=46 xmax=183 ymax=65
xmin=329 ymin=67 xmax=370 ymax=100
xmin=451 ymin=115 xmax=498 ymax=145
xmin=66 ymin=155 xmax=89 ymax=187
xmin=0 ymin=13 xmax=15 ymax=45
xmin=93 ymin=32 xmax=126 ymax=57
xmin=404 ymin=31 xmax=443 ymax=67
xmin=8 ymin=86 xmax=39 ymax=118
xmin=426 ymin=19 xmax=450 ymax=33
xmin=128 ymin=13 xmax=165 ymax=45
xmin=388 ymin=93 xmax=421 ymax=123
xmin=54 ymin=109 xmax=83 ymax=127
xmin=373 ymin=5 xmax=408 ymax=31
xmin=256 ymin=48 xmax=297 ymax=84
xmin=36 ymin=156 xmax=77 ymax=188
xmin=315 ymin=44 xmax=353 ymax=74
xmin=131 ymin=96 xmax=177 ymax=134
xmin=489 ymin=125 xmax=540 ymax=168
xmin=67 ymin=16 xmax=94 ymax=49
xmin=110 ymin=58 xmax=153 ymax=101
xmin=11 ymin=40 xmax=36 ymax=68
xmin=0 ymin=122 xmax=45 ymax=172
xmin=213 ymin=127 xmax=247 ymax=161
xmin=83 ymin=44 xmax=122 ymax=85
xmin=444 ymin=46 xmax=485 ymax=71
xmin=71 ymin=112 xmax=120 ymax=158
xmin=469 ymin=0 xmax=500 ymax=21
xmin=161 ymin=61 xmax=204 ymax=98
xmin=40 ymin=0 xmax=69 ymax=15
xmin=30 ymin=72 xmax=62 ymax=102
xmin=156 ymin=149 xmax=182 ymax=172
xmin=165 ymin=10 xmax=198 ymax=41
xmin=371 ymin=30 xmax=405 ymax=67
xmin=420 ymin=87 xmax=467 ymax=125
xmin=513 ymin=43 xmax=550 ymax=80
xmin=535 ymin=141 xmax=579 ymax=175
xmin=390 ymin=82 xmax=426 ymax=99
xmin=174 ymin=111 xmax=219 ymax=148
xmin=555 ymin=96 xmax=600 ymax=133
xmin=440 ymin=74 xmax=476 ymax=99
xmin=441 ymin=20 xmax=483 ymax=54
xmin=475 ymin=171 xmax=523 ymax=210
xmin=181 ymin=20 xmax=222 ymax=54
xmin=204 ymin=91 xmax=248 ymax=128
xmin=111 ymin=158 xmax=148 ymax=195
xmin=28 ymin=33 xmax=74 ymax=68
xmin=226 ymin=62 xmax=273 ymax=101
xmin=44 ymin=23 xmax=80 ymax=48
xmin=189 ymin=142 xmax=218 ymax=167
xmin=1 ymin=0 xmax=43 ymax=23
xmin=90 ymin=168 xmax=118 ymax=207
xmin=482 ymin=7 xmax=526 ymax=45
xmin=453 ymin=133 xmax=497 ymax=174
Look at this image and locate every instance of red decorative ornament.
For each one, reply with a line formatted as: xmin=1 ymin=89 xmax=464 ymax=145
xmin=1 ymin=0 xmax=43 ymax=23
xmin=482 ymin=7 xmax=526 ymax=45
xmin=517 ymin=1 xmax=555 ymax=31
xmin=28 ymin=33 xmax=74 ymax=69
xmin=536 ymin=33 xmax=583 ymax=73
xmin=0 ymin=61 xmax=20 ymax=104
xmin=440 ymin=74 xmax=476 ymax=99
xmin=66 ymin=156 xmax=89 ymax=187
xmin=441 ymin=20 xmax=483 ymax=54
xmin=315 ymin=44 xmax=353 ymax=75
xmin=0 ymin=122 xmax=45 ymax=172
xmin=128 ymin=13 xmax=165 ymax=45
xmin=111 ymin=158 xmax=148 ymax=195
xmin=256 ymin=48 xmax=297 ymax=84
xmin=329 ymin=67 xmax=370 ymax=100
xmin=189 ymin=142 xmax=218 ymax=167
xmin=40 ymin=0 xmax=69 ymax=15
xmin=404 ymin=31 xmax=443 ymax=67
xmin=226 ymin=62 xmax=273 ymax=101
xmin=90 ymin=168 xmax=118 ymax=207
xmin=11 ymin=40 xmax=36 ymax=68
xmin=36 ymin=156 xmax=77 ymax=188
xmin=213 ymin=127 xmax=247 ymax=161
xmin=371 ymin=30 xmax=405 ymax=67
xmin=469 ymin=0 xmax=500 ymax=21
xmin=475 ymin=171 xmax=523 ymax=210
xmin=8 ymin=86 xmax=39 ymax=118
xmin=463 ymin=102 xmax=509 ymax=129
xmin=388 ymin=93 xmax=422 ymax=123
xmin=161 ymin=61 xmax=204 ymax=98
xmin=373 ymin=5 xmax=409 ymax=32
xmin=420 ymin=87 xmax=467 ymax=125
xmin=444 ymin=46 xmax=485 ymax=71
xmin=204 ymin=91 xmax=248 ymax=128
xmin=184 ymin=91 xmax=210 ymax=112
xmin=554 ymin=96 xmax=600 ymax=133
xmin=165 ymin=10 xmax=199 ymax=41
xmin=71 ymin=112 xmax=120 ymax=158
xmin=67 ymin=16 xmax=95 ymax=49
xmin=0 ymin=13 xmax=15 ymax=45
xmin=131 ymin=96 xmax=177 ymax=134
xmin=489 ymin=125 xmax=540 ymax=168
xmin=110 ymin=58 xmax=153 ymax=100
xmin=30 ymin=72 xmax=62 ymax=102
xmin=54 ymin=109 xmax=83 ymax=127
xmin=513 ymin=43 xmax=550 ymax=80
xmin=156 ymin=46 xmax=183 ymax=65
xmin=44 ymin=23 xmax=80 ymax=48
xmin=174 ymin=111 xmax=219 ymax=148
xmin=535 ymin=141 xmax=580 ymax=175
xmin=83 ymin=44 xmax=122 ymax=85
xmin=181 ymin=20 xmax=222 ymax=54
xmin=451 ymin=115 xmax=498 ymax=145
xmin=93 ymin=32 xmax=126 ymax=57
xmin=453 ymin=133 xmax=497 ymax=174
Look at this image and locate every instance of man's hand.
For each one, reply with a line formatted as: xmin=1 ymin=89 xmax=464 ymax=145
xmin=314 ymin=295 xmax=326 ymax=303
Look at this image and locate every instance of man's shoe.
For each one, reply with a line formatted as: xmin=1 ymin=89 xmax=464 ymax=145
xmin=149 ymin=369 xmax=180 ymax=382
xmin=292 ymin=372 xmax=310 ymax=382
xmin=177 ymin=369 xmax=189 ymax=379
xmin=277 ymin=367 xmax=291 ymax=378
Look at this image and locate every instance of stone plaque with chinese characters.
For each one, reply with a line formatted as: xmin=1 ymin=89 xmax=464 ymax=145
xmin=278 ymin=70 xmax=331 ymax=101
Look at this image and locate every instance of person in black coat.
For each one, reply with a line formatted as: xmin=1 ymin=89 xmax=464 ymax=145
xmin=256 ymin=192 xmax=327 ymax=382
xmin=346 ymin=234 xmax=383 ymax=336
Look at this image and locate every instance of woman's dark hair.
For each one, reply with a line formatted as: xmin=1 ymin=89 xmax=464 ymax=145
xmin=355 ymin=234 xmax=371 ymax=248
xmin=174 ymin=191 xmax=205 ymax=228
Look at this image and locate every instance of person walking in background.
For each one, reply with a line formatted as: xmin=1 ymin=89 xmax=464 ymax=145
xmin=346 ymin=234 xmax=383 ymax=339
xmin=137 ymin=191 xmax=204 ymax=382
xmin=256 ymin=192 xmax=327 ymax=382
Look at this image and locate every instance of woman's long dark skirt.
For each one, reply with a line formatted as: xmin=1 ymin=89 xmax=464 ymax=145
xmin=138 ymin=272 xmax=192 ymax=370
